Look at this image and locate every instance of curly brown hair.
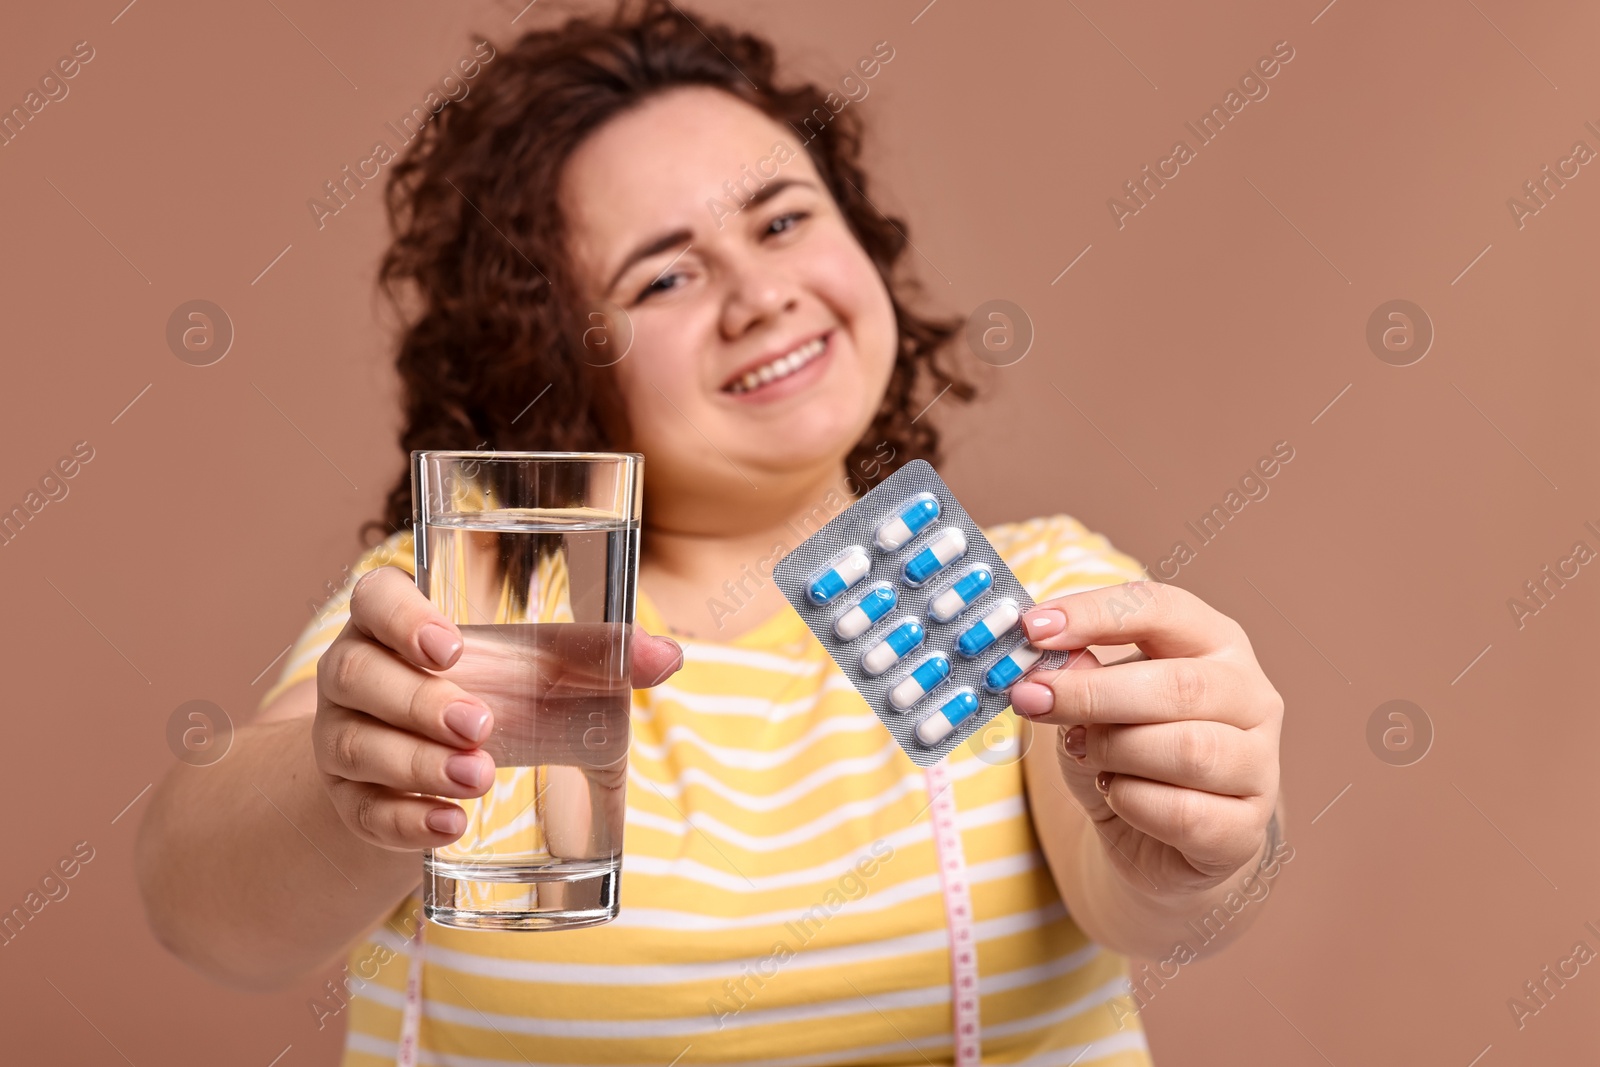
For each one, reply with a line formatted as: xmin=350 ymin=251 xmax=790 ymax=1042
xmin=363 ymin=0 xmax=977 ymax=545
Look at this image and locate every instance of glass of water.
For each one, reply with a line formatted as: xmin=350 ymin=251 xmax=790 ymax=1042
xmin=410 ymin=451 xmax=642 ymax=931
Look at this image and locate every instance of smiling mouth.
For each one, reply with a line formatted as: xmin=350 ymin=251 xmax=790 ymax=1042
xmin=724 ymin=332 xmax=830 ymax=395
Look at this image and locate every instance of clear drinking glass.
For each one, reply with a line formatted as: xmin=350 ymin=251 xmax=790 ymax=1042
xmin=410 ymin=451 xmax=643 ymax=931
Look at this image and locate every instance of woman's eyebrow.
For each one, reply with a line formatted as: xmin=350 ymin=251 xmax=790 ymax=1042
xmin=735 ymin=176 xmax=816 ymax=212
xmin=605 ymin=178 xmax=819 ymax=293
xmin=607 ymin=228 xmax=693 ymax=294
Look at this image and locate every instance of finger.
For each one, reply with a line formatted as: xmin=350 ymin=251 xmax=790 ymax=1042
xmin=1098 ymin=773 xmax=1268 ymax=876
xmin=323 ymin=780 xmax=473 ymax=852
xmin=1039 ymin=650 xmax=1117 ymax=820
xmin=319 ymin=633 xmax=494 ymax=749
xmin=315 ymin=702 xmax=496 ymax=799
xmin=347 ymin=565 xmax=466 ymax=671
xmin=438 ymin=624 xmax=676 ymax=691
xmin=1018 ymin=581 xmax=1241 ymax=660
xmin=631 ymin=630 xmax=684 ymax=688
xmin=1010 ymin=655 xmax=1259 ymax=729
xmin=1069 ymin=719 xmax=1268 ymax=796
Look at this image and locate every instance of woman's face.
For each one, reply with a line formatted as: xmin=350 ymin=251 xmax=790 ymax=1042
xmin=560 ymin=86 xmax=898 ymax=505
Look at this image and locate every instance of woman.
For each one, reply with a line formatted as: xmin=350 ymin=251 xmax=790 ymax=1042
xmin=136 ymin=1 xmax=1286 ymax=1063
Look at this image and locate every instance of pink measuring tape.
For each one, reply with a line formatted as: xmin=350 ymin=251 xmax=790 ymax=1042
xmin=393 ymin=772 xmax=980 ymax=1065
xmin=397 ymin=912 xmax=425 ymax=1067
xmin=925 ymin=759 xmax=982 ymax=1065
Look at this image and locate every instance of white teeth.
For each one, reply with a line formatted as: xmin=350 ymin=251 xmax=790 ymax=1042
xmin=728 ymin=336 xmax=827 ymax=394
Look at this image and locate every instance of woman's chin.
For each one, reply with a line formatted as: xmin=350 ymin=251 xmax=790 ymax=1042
xmin=739 ymin=432 xmax=863 ymax=478
xmin=655 ymin=397 xmax=883 ymax=485
xmin=639 ymin=432 xmax=860 ymax=489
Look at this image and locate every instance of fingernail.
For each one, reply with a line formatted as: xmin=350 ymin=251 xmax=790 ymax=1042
xmin=1023 ymin=609 xmax=1066 ymax=640
xmin=1063 ymin=725 xmax=1087 ymax=760
xmin=426 ymin=807 xmax=465 ymax=834
xmin=444 ymin=701 xmax=492 ymax=745
xmin=445 ymin=752 xmax=491 ymax=789
xmin=1095 ymin=771 xmax=1113 ymax=795
xmin=1010 ymin=681 xmax=1054 ymax=717
xmin=419 ymin=623 xmax=462 ymax=668
xmin=643 ymin=638 xmax=685 ymax=688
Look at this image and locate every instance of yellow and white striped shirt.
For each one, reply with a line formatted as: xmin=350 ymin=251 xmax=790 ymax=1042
xmin=261 ymin=513 xmax=1155 ymax=1066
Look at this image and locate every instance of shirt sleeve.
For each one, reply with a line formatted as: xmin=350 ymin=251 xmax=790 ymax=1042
xmin=990 ymin=513 xmax=1149 ymax=605
xmin=256 ymin=530 xmax=416 ymax=712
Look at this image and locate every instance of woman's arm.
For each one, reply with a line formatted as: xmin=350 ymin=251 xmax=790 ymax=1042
xmin=136 ymin=566 xmax=686 ymax=993
xmin=1014 ymin=580 xmax=1286 ymax=960
xmin=135 ymin=679 xmax=423 ymax=992
xmin=1024 ymin=728 xmax=1288 ymax=959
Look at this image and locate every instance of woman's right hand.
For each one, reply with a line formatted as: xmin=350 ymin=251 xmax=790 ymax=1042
xmin=313 ymin=565 xmax=684 ymax=853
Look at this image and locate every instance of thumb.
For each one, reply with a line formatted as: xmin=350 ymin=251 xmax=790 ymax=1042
xmin=630 ymin=630 xmax=685 ymax=689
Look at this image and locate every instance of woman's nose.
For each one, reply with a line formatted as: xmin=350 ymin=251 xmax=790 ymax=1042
xmin=720 ymin=261 xmax=800 ymax=336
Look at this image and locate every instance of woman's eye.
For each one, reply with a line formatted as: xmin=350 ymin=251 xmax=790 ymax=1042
xmin=636 ymin=271 xmax=684 ymax=302
xmin=766 ymin=210 xmax=809 ymax=236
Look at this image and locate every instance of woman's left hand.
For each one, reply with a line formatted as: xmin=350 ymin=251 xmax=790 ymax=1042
xmin=1008 ymin=581 xmax=1283 ymax=898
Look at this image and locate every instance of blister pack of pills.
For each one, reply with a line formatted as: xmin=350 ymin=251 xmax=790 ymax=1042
xmin=772 ymin=459 xmax=1064 ymax=767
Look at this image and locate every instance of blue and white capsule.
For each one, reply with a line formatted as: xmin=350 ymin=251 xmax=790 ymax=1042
xmin=902 ymin=527 xmax=967 ymax=586
xmin=806 ymin=545 xmax=871 ymax=606
xmin=914 ymin=687 xmax=981 ymax=746
xmin=874 ymin=492 xmax=941 ymax=551
xmin=834 ymin=584 xmax=897 ymax=641
xmin=956 ymin=599 xmax=1021 ymax=658
xmin=984 ymin=642 xmax=1045 ymax=692
xmin=928 ymin=566 xmax=994 ymax=623
xmin=889 ymin=654 xmax=952 ymax=710
xmin=862 ymin=619 xmax=926 ymax=676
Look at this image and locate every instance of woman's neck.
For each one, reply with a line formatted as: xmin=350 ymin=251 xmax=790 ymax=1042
xmin=637 ymin=465 xmax=857 ymax=641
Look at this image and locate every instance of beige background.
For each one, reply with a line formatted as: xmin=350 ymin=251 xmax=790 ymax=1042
xmin=2 ymin=0 xmax=1596 ymax=1062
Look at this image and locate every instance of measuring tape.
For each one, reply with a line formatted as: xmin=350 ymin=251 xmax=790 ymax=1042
xmin=397 ymin=913 xmax=425 ymax=1067
xmin=924 ymin=758 xmax=981 ymax=1065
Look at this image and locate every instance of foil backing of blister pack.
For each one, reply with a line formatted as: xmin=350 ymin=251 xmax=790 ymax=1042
xmin=772 ymin=459 xmax=1067 ymax=767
